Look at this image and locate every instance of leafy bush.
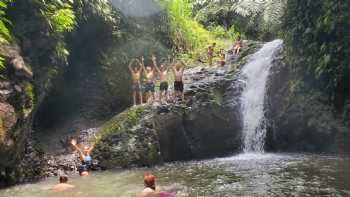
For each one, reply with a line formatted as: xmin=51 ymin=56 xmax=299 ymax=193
xmin=0 ymin=0 xmax=13 ymax=70
xmin=193 ymin=0 xmax=286 ymax=40
xmin=283 ymin=0 xmax=350 ymax=109
xmin=40 ymin=0 xmax=76 ymax=61
xmin=165 ymin=0 xmax=212 ymax=53
xmin=163 ymin=0 xmax=233 ymax=63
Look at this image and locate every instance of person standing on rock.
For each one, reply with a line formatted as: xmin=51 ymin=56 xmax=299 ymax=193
xmin=138 ymin=56 xmax=156 ymax=104
xmin=128 ymin=59 xmax=143 ymax=106
xmin=172 ymin=62 xmax=185 ymax=102
xmin=51 ymin=175 xmax=75 ymax=192
xmin=71 ymin=136 xmax=96 ymax=175
xmin=233 ymin=36 xmax=242 ymax=55
xmin=218 ymin=48 xmax=226 ymax=67
xmin=207 ymin=42 xmax=216 ymax=67
xmin=152 ymin=54 xmax=169 ymax=104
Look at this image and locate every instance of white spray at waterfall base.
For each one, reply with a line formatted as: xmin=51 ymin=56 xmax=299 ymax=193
xmin=239 ymin=39 xmax=283 ymax=153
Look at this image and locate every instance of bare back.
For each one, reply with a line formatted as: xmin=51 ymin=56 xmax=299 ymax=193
xmin=51 ymin=183 xmax=75 ymax=192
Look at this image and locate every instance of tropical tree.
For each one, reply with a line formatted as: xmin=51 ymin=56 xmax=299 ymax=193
xmin=193 ymin=0 xmax=287 ymax=39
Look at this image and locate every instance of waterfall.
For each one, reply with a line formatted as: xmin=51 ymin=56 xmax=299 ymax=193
xmin=239 ymin=39 xmax=283 ymax=152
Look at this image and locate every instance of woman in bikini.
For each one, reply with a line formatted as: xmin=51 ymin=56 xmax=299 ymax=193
xmin=71 ymin=135 xmax=96 ymax=176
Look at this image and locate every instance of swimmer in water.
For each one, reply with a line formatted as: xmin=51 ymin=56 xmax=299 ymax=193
xmin=140 ymin=173 xmax=176 ymax=197
xmin=51 ymin=175 xmax=75 ymax=192
xmin=71 ymin=135 xmax=97 ymax=176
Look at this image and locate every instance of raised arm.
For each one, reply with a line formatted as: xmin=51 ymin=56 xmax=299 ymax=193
xmin=128 ymin=59 xmax=135 ymax=73
xmin=152 ymin=54 xmax=160 ymax=73
xmin=179 ymin=61 xmax=185 ymax=73
xmin=88 ymin=142 xmax=95 ymax=154
xmin=140 ymin=56 xmax=147 ymax=75
xmin=87 ymin=134 xmax=97 ymax=154
xmin=71 ymin=139 xmax=84 ymax=159
xmin=171 ymin=62 xmax=176 ymax=74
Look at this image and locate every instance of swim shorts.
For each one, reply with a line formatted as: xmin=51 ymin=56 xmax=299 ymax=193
xmin=132 ymin=83 xmax=141 ymax=91
xmin=144 ymin=82 xmax=155 ymax=93
xmin=174 ymin=81 xmax=184 ymax=92
xmin=160 ymin=81 xmax=168 ymax=91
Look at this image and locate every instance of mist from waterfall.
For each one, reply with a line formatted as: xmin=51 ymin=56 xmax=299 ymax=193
xmin=239 ymin=39 xmax=283 ymax=152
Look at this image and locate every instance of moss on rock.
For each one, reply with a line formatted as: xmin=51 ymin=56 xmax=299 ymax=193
xmin=94 ymin=106 xmax=162 ymax=168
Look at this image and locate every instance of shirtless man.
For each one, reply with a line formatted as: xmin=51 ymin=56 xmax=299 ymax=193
xmin=172 ymin=62 xmax=185 ymax=101
xmin=138 ymin=56 xmax=156 ymax=104
xmin=207 ymin=42 xmax=216 ymax=66
xmin=51 ymin=175 xmax=75 ymax=192
xmin=218 ymin=49 xmax=226 ymax=67
xmin=128 ymin=59 xmax=143 ymax=106
xmin=233 ymin=36 xmax=242 ymax=55
xmin=152 ymin=55 xmax=169 ymax=104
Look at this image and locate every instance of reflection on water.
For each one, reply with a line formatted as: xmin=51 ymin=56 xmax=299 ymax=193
xmin=1 ymin=153 xmax=350 ymax=197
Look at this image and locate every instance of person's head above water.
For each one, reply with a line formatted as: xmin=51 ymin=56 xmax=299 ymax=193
xmin=144 ymin=173 xmax=156 ymax=190
xmin=59 ymin=175 xmax=68 ymax=183
xmin=212 ymin=42 xmax=216 ymax=46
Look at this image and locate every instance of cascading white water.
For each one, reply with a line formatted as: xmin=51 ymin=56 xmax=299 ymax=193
xmin=239 ymin=39 xmax=283 ymax=153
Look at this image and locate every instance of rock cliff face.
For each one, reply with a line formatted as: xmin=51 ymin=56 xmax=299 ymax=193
xmin=265 ymin=48 xmax=350 ymax=154
xmin=94 ymin=65 xmax=243 ymax=168
xmin=93 ymin=40 xmax=261 ymax=169
xmin=0 ymin=45 xmax=45 ymax=186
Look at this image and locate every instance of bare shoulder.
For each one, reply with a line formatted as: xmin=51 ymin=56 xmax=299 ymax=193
xmin=140 ymin=188 xmax=156 ymax=197
xmin=51 ymin=184 xmax=75 ymax=192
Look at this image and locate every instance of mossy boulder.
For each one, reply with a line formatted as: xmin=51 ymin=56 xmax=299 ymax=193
xmin=94 ymin=106 xmax=162 ymax=168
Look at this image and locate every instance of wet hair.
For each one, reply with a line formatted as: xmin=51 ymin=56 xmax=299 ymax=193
xmin=59 ymin=175 xmax=68 ymax=183
xmin=144 ymin=173 xmax=156 ymax=190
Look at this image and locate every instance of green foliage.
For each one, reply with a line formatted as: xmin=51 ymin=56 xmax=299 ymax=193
xmin=39 ymin=0 xmax=76 ymax=61
xmin=44 ymin=1 xmax=75 ymax=33
xmin=193 ymin=0 xmax=286 ymax=40
xmin=163 ymin=0 xmax=232 ymax=64
xmin=100 ymin=106 xmax=147 ymax=137
xmin=283 ymin=0 xmax=350 ymax=109
xmin=0 ymin=0 xmax=12 ymax=44
xmin=166 ymin=0 xmax=212 ymax=53
xmin=0 ymin=0 xmax=13 ymax=70
xmin=23 ymin=82 xmax=34 ymax=116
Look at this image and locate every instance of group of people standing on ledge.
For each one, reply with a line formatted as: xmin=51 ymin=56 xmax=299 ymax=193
xmin=128 ymin=36 xmax=243 ymax=106
xmin=207 ymin=35 xmax=243 ymax=67
xmin=129 ymin=55 xmax=185 ymax=106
